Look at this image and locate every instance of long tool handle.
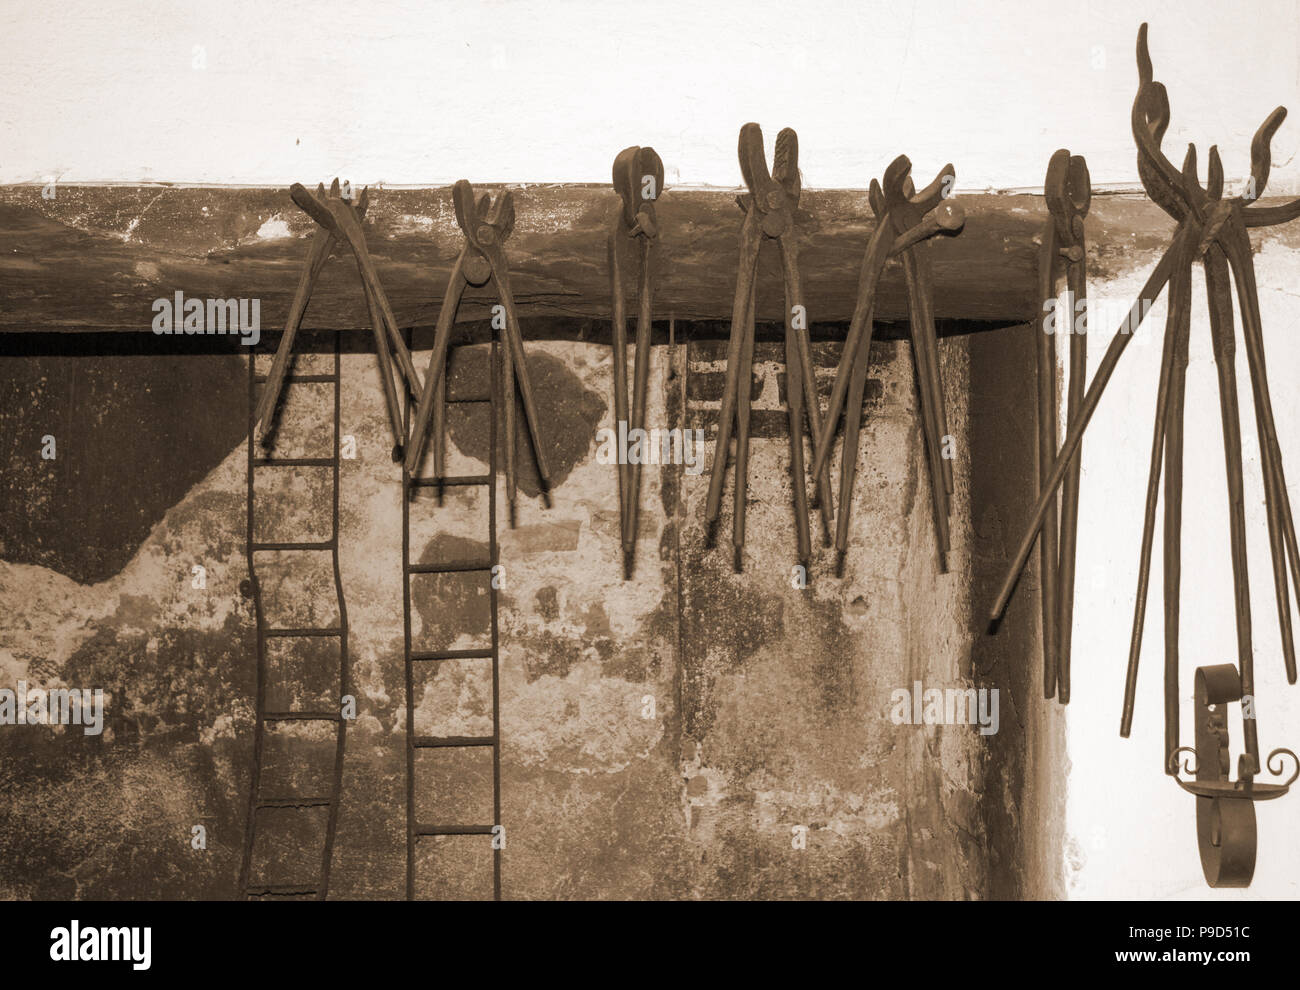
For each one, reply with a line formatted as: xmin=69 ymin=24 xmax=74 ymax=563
xmin=361 ymin=269 xmax=404 ymax=455
xmin=811 ymin=219 xmax=895 ymax=485
xmin=333 ymin=207 xmax=423 ymax=398
xmin=780 ymin=274 xmax=811 ymax=563
xmin=734 ymin=276 xmax=757 ymax=561
xmin=1036 ymin=224 xmax=1060 ymax=700
xmin=903 ymin=249 xmax=951 ymax=559
xmin=1118 ymin=255 xmax=1182 ymax=738
xmin=490 ymin=253 xmax=551 ymax=493
xmin=608 ymin=234 xmax=632 ymax=554
xmin=403 ymin=250 xmax=468 ymax=474
xmin=628 ymin=236 xmax=654 ymax=557
xmin=1056 ymin=251 xmax=1089 ymax=703
xmin=779 ymin=236 xmax=833 ymax=541
xmin=1224 ymin=218 xmax=1300 ymax=692
xmin=254 ymin=227 xmax=336 ymax=434
xmin=1161 ymin=247 xmax=1193 ymax=775
xmin=836 ymin=295 xmax=876 ymax=555
xmin=1204 ymin=245 xmax=1257 ymax=750
xmin=911 ymin=242 xmax=954 ymax=498
xmin=706 ymin=213 xmax=762 ymax=525
xmin=989 ymin=226 xmax=1188 ymax=622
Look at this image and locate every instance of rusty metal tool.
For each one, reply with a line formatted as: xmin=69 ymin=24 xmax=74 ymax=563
xmin=254 ymin=183 xmax=369 ymax=441
xmin=404 ymin=180 xmax=552 ymax=512
xmin=261 ymin=180 xmax=414 ymax=457
xmin=989 ymin=23 xmax=1300 ymax=887
xmin=1036 ymin=150 xmax=1092 ymax=703
xmin=608 ymin=145 xmax=664 ymax=576
xmin=704 ymin=123 xmax=832 ymax=570
xmin=289 ymin=180 xmax=424 ymax=401
xmin=810 ymin=157 xmax=964 ymax=570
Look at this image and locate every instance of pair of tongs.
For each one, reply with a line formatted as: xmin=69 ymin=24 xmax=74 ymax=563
xmin=810 ymin=156 xmax=964 ymax=570
xmin=404 ymin=180 xmax=551 ymax=510
xmin=1036 ymin=149 xmax=1091 ymax=704
xmin=705 ymin=123 xmax=832 ymax=570
xmin=255 ymin=179 xmax=423 ymax=455
xmin=608 ymin=145 xmax=664 ymax=576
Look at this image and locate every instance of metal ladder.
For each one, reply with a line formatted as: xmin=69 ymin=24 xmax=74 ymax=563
xmin=240 ymin=335 xmax=350 ymax=900
xmin=402 ymin=336 xmax=503 ymax=900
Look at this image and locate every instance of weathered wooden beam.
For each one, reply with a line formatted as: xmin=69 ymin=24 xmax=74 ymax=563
xmin=0 ymin=183 xmax=1246 ymax=335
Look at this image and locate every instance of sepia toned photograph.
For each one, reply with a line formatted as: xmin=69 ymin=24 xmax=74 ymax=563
xmin=0 ymin=0 xmax=1296 ymax=969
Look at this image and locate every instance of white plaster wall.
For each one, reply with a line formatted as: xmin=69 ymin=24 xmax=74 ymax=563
xmin=3 ymin=0 xmax=1300 ymax=898
xmin=1066 ymin=241 xmax=1300 ymax=900
xmin=1 ymin=0 xmax=1297 ymax=193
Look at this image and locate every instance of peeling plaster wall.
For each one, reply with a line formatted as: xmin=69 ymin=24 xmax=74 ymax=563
xmin=0 ymin=323 xmax=1045 ymax=899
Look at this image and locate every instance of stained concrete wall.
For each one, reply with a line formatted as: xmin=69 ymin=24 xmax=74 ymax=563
xmin=0 ymin=320 xmax=1053 ymax=899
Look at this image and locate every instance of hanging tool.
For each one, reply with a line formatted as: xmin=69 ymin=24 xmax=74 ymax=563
xmin=608 ymin=145 xmax=664 ymax=577
xmin=256 ymin=180 xmax=424 ymax=459
xmin=705 ymin=123 xmax=833 ymax=571
xmin=810 ymin=156 xmax=964 ymax=571
xmin=988 ymin=23 xmax=1300 ymax=887
xmin=404 ymin=180 xmax=552 ymax=515
xmin=256 ymin=180 xmax=421 ymax=458
xmin=1035 ymin=149 xmax=1091 ymax=704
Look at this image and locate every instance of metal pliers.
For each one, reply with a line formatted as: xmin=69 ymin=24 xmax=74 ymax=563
xmin=810 ymin=155 xmax=964 ymax=571
xmin=256 ymin=179 xmax=423 ymax=458
xmin=1037 ymin=150 xmax=1091 ymax=704
xmin=405 ymin=180 xmax=551 ymax=512
xmin=705 ymin=123 xmax=833 ymax=570
xmin=608 ymin=145 xmax=664 ymax=576
xmin=811 ymin=157 xmax=967 ymax=566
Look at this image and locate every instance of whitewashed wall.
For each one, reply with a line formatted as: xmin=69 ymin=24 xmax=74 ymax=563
xmin=2 ymin=0 xmax=1298 ymax=193
xmin=3 ymin=0 xmax=1300 ymax=898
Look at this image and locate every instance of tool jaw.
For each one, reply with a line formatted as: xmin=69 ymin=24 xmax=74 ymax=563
xmin=289 ymin=178 xmax=370 ymax=236
xmin=452 ymin=179 xmax=514 ymax=285
xmin=1044 ymin=149 xmax=1091 ymax=251
xmin=1135 ymin=23 xmax=1300 ymax=229
xmin=874 ymin=154 xmax=958 ymax=235
xmin=736 ymin=122 xmax=801 ymax=238
xmin=612 ymin=145 xmax=664 ymax=238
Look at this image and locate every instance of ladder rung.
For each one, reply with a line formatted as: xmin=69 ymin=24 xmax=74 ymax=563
xmin=409 ymin=648 xmax=494 ymax=662
xmin=264 ymin=627 xmax=343 ymax=638
xmin=409 ymin=474 xmax=491 ymax=488
xmin=256 ymin=796 xmax=333 ymax=809
xmin=245 ymin=883 xmax=319 ymax=896
xmin=414 ymin=824 xmax=495 ymax=836
xmin=254 ymin=457 xmax=335 ymax=468
xmin=446 ymin=394 xmax=491 ymax=404
xmin=254 ymin=373 xmax=338 ymax=384
xmin=264 ymin=711 xmax=342 ymax=722
xmin=411 ymin=734 xmax=496 ymax=749
xmin=253 ymin=541 xmax=333 ymax=552
xmin=407 ymin=560 xmax=492 ymax=574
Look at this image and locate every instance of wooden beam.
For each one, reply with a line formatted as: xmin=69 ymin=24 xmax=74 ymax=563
xmin=0 ymin=183 xmax=1254 ymax=335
